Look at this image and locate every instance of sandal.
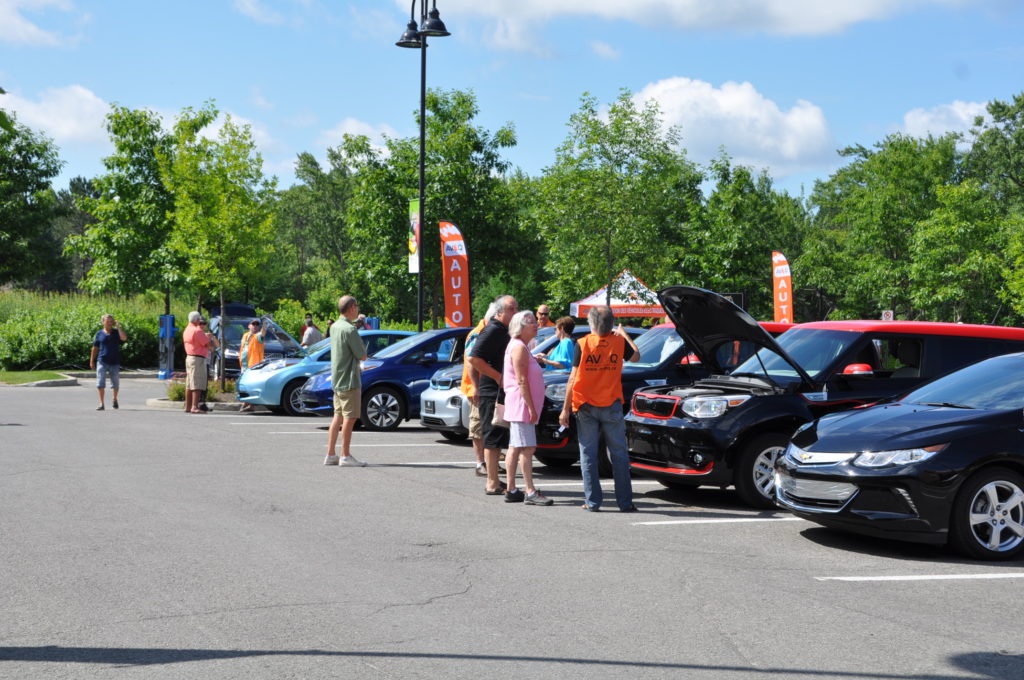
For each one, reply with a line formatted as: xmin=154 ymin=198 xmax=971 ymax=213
xmin=485 ymin=481 xmax=508 ymax=495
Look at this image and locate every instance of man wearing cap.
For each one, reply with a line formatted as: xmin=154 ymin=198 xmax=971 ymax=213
xmin=325 ymin=295 xmax=368 ymax=466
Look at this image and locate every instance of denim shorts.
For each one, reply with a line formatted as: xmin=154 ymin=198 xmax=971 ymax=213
xmin=96 ymin=361 xmax=120 ymax=390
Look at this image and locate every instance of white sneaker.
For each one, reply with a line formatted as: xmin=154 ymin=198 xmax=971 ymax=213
xmin=324 ymin=455 xmax=340 ymax=466
xmin=340 ymin=455 xmax=367 ymax=467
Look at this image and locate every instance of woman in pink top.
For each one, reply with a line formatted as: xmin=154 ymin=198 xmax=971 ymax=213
xmin=501 ymin=310 xmax=552 ymax=506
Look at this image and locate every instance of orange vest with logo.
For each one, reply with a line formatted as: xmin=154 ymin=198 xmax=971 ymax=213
xmin=571 ymin=333 xmax=625 ymax=411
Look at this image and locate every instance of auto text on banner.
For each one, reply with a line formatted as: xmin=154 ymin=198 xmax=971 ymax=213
xmin=439 ymin=221 xmax=470 ymax=327
xmin=408 ymin=198 xmax=420 ymax=274
xmin=772 ymin=251 xmax=792 ymax=323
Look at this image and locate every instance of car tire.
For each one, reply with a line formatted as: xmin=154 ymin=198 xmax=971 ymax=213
xmin=362 ymin=386 xmax=405 ymax=431
xmin=534 ymin=453 xmax=574 ymax=468
xmin=735 ymin=433 xmax=789 ymax=509
xmin=949 ymin=467 xmax=1024 ymax=561
xmin=280 ymin=379 xmax=311 ymax=417
xmin=440 ymin=430 xmax=468 ymax=442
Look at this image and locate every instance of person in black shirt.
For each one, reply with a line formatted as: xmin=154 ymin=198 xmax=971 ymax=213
xmin=468 ymin=295 xmax=518 ymax=494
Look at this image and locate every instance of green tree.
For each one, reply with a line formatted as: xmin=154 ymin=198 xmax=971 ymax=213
xmin=965 ymin=92 xmax=1024 ymax=212
xmin=694 ymin=155 xmax=808 ymax=320
xmin=66 ymin=106 xmax=183 ymax=312
xmin=21 ymin=176 xmax=97 ymax=291
xmin=909 ymin=181 xmax=1008 ymax=323
xmin=0 ymin=112 xmax=62 ymax=285
xmin=801 ymin=134 xmax=959 ymax=319
xmin=160 ymin=104 xmax=278 ymax=384
xmin=532 ymin=90 xmax=703 ymax=313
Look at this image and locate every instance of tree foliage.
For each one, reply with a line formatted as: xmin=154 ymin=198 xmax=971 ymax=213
xmin=0 ymin=113 xmax=62 ymax=285
xmin=66 ymin=106 xmax=183 ymax=307
xmin=532 ymin=90 xmax=703 ymax=313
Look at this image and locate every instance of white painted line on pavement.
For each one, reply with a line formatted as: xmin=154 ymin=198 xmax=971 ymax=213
xmin=816 ymin=573 xmax=1024 ymax=582
xmin=633 ymin=517 xmax=805 ymax=526
xmin=538 ymin=481 xmax=662 ymax=487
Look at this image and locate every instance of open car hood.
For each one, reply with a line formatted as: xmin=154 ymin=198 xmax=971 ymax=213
xmin=657 ymin=286 xmax=813 ymax=386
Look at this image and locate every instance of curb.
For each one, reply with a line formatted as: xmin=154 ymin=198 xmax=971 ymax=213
xmin=17 ymin=378 xmax=80 ymax=387
xmin=62 ymin=371 xmax=161 ymax=379
xmin=145 ymin=398 xmax=258 ymax=413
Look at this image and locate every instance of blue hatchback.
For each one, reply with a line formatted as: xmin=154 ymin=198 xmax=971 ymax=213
xmin=298 ymin=327 xmax=470 ymax=430
xmin=235 ymin=330 xmax=414 ymax=416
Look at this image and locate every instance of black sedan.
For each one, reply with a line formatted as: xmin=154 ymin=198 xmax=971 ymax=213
xmin=775 ymin=352 xmax=1024 ymax=560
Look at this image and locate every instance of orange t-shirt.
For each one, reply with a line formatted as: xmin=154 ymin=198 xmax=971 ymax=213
xmin=570 ymin=333 xmax=626 ymax=410
xmin=240 ymin=330 xmax=265 ymax=367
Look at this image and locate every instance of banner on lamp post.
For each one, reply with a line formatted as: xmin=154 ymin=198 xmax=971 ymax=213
xmin=408 ymin=199 xmax=420 ymax=274
xmin=772 ymin=251 xmax=792 ymax=323
xmin=439 ymin=221 xmax=470 ymax=327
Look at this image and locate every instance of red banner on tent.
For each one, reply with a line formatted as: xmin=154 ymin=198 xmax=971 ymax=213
xmin=439 ymin=221 xmax=470 ymax=327
xmin=772 ymin=251 xmax=792 ymax=323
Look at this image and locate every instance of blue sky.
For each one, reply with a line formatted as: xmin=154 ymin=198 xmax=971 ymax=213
xmin=2 ymin=0 xmax=1022 ymax=196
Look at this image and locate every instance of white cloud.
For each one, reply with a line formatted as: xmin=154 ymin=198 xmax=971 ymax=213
xmin=416 ymin=0 xmax=969 ymax=51
xmin=249 ymin=87 xmax=274 ymax=111
xmin=590 ymin=40 xmax=620 ymax=59
xmin=0 ymin=0 xmax=75 ymax=47
xmin=902 ymin=100 xmax=988 ymax=138
xmin=634 ymin=77 xmax=834 ymax=177
xmin=316 ymin=117 xmax=400 ymax=150
xmin=4 ymin=84 xmax=108 ymax=143
xmin=233 ymin=0 xmax=284 ymax=25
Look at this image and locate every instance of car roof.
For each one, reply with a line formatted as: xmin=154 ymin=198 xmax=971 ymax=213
xmin=795 ymin=320 xmax=1024 ymax=340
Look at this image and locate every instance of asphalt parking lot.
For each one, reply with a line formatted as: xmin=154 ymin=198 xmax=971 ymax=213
xmin=1 ymin=381 xmax=1022 ymax=679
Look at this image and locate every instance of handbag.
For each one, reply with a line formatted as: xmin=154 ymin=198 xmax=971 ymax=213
xmin=491 ymin=389 xmax=510 ymax=428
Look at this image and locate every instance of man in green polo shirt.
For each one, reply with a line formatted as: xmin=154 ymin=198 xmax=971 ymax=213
xmin=324 ymin=295 xmax=368 ymax=467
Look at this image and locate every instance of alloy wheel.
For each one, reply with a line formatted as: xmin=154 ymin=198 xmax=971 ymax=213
xmin=967 ymin=480 xmax=1024 ymax=554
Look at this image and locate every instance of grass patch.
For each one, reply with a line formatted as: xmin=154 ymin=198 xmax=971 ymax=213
xmin=0 ymin=370 xmax=67 ymax=384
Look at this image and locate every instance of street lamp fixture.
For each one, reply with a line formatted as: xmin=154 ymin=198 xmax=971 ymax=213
xmin=396 ymin=0 xmax=451 ymax=332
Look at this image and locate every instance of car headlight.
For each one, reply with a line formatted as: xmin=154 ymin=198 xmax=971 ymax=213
xmin=361 ymin=361 xmax=383 ymax=371
xmin=853 ymin=444 xmax=947 ymax=468
xmin=265 ymin=359 xmax=287 ymax=371
xmin=681 ymin=395 xmax=751 ymax=419
xmin=545 ymin=383 xmax=567 ymax=402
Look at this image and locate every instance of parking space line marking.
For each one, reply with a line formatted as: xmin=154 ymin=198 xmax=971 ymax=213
xmin=633 ymin=517 xmax=805 ymax=526
xmin=816 ymin=573 xmax=1024 ymax=582
xmin=538 ymin=481 xmax=661 ymax=487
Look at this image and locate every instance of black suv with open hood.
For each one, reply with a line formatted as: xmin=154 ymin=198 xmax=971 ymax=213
xmin=625 ymin=286 xmax=1024 ymax=508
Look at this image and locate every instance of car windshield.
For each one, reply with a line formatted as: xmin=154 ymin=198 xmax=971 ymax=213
xmin=905 ymin=353 xmax=1024 ymax=410
xmin=373 ymin=330 xmax=442 ymax=359
xmin=732 ymin=328 xmax=861 ymax=383
xmin=630 ymin=327 xmax=686 ymax=368
xmin=301 ymin=337 xmax=331 ymax=357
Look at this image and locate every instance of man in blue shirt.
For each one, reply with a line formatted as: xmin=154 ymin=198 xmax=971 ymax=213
xmin=90 ymin=314 xmax=127 ymax=411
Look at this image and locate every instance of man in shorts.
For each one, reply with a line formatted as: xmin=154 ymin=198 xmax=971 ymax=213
xmin=461 ymin=302 xmax=498 ymax=475
xmin=468 ymin=295 xmax=517 ymax=494
xmin=324 ymin=295 xmax=368 ymax=467
xmin=182 ymin=311 xmax=217 ymax=414
xmin=90 ymin=313 xmax=127 ymax=411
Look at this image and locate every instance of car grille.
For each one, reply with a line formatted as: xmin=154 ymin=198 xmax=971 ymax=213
xmin=422 ymin=417 xmax=447 ymax=427
xmin=631 ymin=393 xmax=680 ymax=419
xmin=431 ymin=377 xmax=457 ymax=390
xmin=776 ymin=472 xmax=857 ymax=512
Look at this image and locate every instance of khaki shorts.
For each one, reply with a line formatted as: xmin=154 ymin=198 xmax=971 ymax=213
xmin=185 ymin=355 xmax=207 ymax=391
xmin=333 ymin=387 xmax=361 ymax=419
xmin=468 ymin=399 xmax=483 ymax=439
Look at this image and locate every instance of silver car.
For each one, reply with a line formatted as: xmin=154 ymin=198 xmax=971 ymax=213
xmin=418 ymin=327 xmax=570 ymax=440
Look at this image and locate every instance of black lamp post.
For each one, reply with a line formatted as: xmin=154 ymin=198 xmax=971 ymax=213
xmin=396 ymin=0 xmax=450 ymax=332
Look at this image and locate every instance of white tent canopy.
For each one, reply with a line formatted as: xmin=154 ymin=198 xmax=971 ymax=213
xmin=569 ymin=270 xmax=664 ymax=318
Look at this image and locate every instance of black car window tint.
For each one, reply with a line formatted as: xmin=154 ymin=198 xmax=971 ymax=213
xmin=873 ymin=337 xmax=923 ymax=378
xmin=907 ymin=354 xmax=1024 ymax=410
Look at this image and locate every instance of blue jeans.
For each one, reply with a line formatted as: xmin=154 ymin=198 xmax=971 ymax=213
xmin=576 ymin=401 xmax=633 ymax=510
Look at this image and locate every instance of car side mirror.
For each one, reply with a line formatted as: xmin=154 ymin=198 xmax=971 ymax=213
xmin=842 ymin=363 xmax=874 ymax=376
xmin=420 ymin=352 xmax=438 ymax=364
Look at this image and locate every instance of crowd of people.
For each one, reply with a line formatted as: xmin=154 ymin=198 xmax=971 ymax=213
xmin=87 ymin=293 xmax=644 ymax=511
xmin=321 ymin=293 xmax=643 ymax=512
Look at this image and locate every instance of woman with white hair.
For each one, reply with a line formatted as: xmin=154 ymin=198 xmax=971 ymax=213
xmin=501 ymin=310 xmax=552 ymax=505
